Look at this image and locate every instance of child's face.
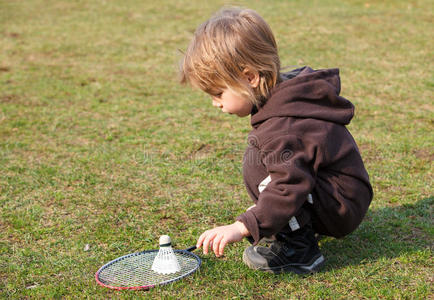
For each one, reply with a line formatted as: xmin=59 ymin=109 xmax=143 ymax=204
xmin=211 ymin=89 xmax=253 ymax=117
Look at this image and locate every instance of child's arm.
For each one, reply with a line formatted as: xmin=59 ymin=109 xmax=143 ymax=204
xmin=196 ymin=221 xmax=250 ymax=257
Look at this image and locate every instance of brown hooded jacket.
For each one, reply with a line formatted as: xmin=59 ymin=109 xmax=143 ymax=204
xmin=237 ymin=66 xmax=373 ymax=245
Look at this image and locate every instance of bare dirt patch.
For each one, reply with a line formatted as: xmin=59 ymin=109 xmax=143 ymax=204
xmin=413 ymin=148 xmax=434 ymax=162
xmin=0 ymin=94 xmax=20 ymax=103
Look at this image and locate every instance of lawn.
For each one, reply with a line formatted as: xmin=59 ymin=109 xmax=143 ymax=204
xmin=0 ymin=0 xmax=433 ymax=298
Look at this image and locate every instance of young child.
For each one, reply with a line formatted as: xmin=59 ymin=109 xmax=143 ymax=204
xmin=180 ymin=7 xmax=373 ymax=274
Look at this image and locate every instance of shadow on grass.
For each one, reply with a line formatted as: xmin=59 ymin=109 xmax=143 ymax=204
xmin=320 ymin=196 xmax=433 ymax=271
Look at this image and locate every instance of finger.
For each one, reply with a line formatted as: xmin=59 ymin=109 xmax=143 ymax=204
xmin=196 ymin=232 xmax=207 ymax=249
xmin=218 ymin=238 xmax=227 ymax=256
xmin=212 ymin=235 xmax=223 ymax=257
xmin=202 ymin=232 xmax=217 ymax=255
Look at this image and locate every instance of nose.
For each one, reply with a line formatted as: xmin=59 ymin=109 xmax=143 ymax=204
xmin=212 ymin=99 xmax=222 ymax=108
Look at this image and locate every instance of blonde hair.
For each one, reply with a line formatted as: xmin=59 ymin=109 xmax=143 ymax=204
xmin=180 ymin=7 xmax=280 ymax=107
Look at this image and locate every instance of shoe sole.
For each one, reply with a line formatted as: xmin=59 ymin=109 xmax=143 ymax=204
xmin=243 ymin=251 xmax=325 ymax=275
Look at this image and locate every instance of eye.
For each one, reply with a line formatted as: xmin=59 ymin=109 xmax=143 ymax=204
xmin=214 ymin=92 xmax=222 ymax=98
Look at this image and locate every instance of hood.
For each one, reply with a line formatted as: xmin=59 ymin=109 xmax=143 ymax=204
xmin=251 ymin=66 xmax=354 ymax=128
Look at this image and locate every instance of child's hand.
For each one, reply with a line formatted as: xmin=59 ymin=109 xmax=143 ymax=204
xmin=196 ymin=221 xmax=250 ymax=257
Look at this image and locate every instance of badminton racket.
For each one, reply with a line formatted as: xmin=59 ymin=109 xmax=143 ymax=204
xmin=95 ymin=245 xmax=201 ymax=290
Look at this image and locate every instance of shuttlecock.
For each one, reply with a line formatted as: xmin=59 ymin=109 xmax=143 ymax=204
xmin=151 ymin=235 xmax=181 ymax=274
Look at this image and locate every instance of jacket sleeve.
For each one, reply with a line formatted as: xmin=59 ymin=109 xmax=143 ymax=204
xmin=236 ymin=134 xmax=317 ymax=245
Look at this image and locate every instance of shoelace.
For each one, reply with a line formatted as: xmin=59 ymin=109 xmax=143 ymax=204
xmin=270 ymin=241 xmax=295 ymax=258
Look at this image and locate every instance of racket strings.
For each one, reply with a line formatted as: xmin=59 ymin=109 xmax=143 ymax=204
xmin=97 ymin=251 xmax=199 ymax=288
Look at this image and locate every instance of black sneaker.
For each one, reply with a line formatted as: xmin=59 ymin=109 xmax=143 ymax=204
xmin=242 ymin=225 xmax=325 ymax=274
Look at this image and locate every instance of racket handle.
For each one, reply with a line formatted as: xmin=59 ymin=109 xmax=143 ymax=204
xmin=185 ymin=246 xmax=197 ymax=252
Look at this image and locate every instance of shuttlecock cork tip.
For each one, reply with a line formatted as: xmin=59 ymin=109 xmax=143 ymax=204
xmin=159 ymin=235 xmax=171 ymax=247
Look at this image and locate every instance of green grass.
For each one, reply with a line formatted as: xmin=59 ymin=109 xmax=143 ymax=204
xmin=1 ymin=0 xmax=433 ymax=298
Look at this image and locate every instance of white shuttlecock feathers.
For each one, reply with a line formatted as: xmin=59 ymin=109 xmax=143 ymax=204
xmin=151 ymin=235 xmax=181 ymax=274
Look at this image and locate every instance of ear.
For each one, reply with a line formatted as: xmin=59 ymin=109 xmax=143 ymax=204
xmin=243 ymin=68 xmax=260 ymax=88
